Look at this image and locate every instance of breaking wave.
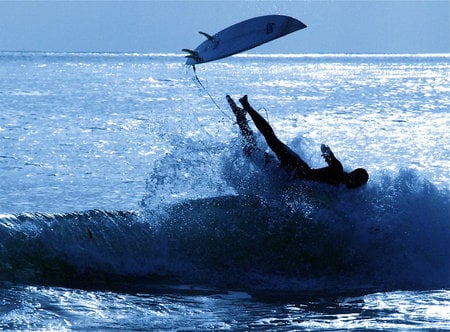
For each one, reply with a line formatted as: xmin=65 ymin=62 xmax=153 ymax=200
xmin=1 ymin=140 xmax=449 ymax=293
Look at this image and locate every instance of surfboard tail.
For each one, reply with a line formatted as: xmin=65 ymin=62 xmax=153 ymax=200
xmin=182 ymin=49 xmax=202 ymax=64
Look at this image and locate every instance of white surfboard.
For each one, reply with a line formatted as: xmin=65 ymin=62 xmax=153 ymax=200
xmin=183 ymin=15 xmax=307 ymax=65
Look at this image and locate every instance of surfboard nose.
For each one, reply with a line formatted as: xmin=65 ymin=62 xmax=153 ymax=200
xmin=289 ymin=18 xmax=307 ymax=31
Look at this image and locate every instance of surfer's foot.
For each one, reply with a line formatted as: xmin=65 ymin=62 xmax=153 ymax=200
xmin=239 ymin=95 xmax=250 ymax=109
xmin=226 ymin=95 xmax=247 ymax=125
xmin=226 ymin=95 xmax=240 ymax=113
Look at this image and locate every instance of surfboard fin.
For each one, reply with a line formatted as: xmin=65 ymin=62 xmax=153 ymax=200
xmin=182 ymin=49 xmax=202 ymax=63
xmin=186 ymin=55 xmax=202 ymax=61
xmin=199 ymin=31 xmax=219 ymax=49
xmin=198 ymin=31 xmax=214 ymax=41
xmin=182 ymin=48 xmax=198 ymax=56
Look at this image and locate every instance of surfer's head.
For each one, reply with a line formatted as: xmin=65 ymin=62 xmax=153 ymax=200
xmin=345 ymin=168 xmax=369 ymax=188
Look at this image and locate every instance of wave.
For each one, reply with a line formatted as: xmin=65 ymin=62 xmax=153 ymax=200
xmin=1 ymin=145 xmax=449 ymax=293
xmin=146 ymin=142 xmax=450 ymax=292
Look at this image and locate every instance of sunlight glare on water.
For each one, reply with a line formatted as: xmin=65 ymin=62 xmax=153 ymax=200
xmin=3 ymin=286 xmax=448 ymax=331
xmin=0 ymin=53 xmax=449 ymax=331
xmin=1 ymin=53 xmax=449 ymax=213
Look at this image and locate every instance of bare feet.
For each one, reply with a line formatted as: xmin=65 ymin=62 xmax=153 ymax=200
xmin=239 ymin=95 xmax=249 ymax=108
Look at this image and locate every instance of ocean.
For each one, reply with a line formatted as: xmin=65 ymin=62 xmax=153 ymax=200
xmin=0 ymin=52 xmax=449 ymax=330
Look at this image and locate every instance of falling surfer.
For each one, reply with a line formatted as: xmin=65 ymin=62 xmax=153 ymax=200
xmin=226 ymin=95 xmax=369 ymax=189
xmin=184 ymin=16 xmax=368 ymax=188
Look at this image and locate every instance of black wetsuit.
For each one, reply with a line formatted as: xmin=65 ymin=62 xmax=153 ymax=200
xmin=239 ymin=96 xmax=348 ymax=186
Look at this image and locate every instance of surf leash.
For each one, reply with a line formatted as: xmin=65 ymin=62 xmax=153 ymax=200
xmin=192 ymin=65 xmax=233 ymax=121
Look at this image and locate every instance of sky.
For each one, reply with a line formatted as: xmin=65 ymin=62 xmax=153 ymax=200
xmin=0 ymin=0 xmax=448 ymax=54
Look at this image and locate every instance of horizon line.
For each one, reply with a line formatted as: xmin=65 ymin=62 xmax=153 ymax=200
xmin=1 ymin=51 xmax=449 ymax=57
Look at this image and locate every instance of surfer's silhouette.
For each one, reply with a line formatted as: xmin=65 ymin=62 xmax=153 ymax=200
xmin=226 ymin=95 xmax=369 ymax=189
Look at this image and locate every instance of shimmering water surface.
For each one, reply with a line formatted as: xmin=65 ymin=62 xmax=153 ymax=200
xmin=1 ymin=53 xmax=449 ymax=330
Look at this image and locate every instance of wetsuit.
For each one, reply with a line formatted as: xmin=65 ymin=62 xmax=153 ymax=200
xmin=238 ymin=95 xmax=348 ymax=186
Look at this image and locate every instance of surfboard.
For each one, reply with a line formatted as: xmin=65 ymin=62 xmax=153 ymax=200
xmin=183 ymin=15 xmax=307 ymax=65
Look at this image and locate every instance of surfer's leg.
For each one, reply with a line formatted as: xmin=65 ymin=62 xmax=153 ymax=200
xmin=239 ymin=95 xmax=311 ymax=172
xmin=226 ymin=95 xmax=257 ymax=156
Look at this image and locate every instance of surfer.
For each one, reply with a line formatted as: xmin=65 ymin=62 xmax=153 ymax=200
xmin=226 ymin=95 xmax=369 ymax=189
